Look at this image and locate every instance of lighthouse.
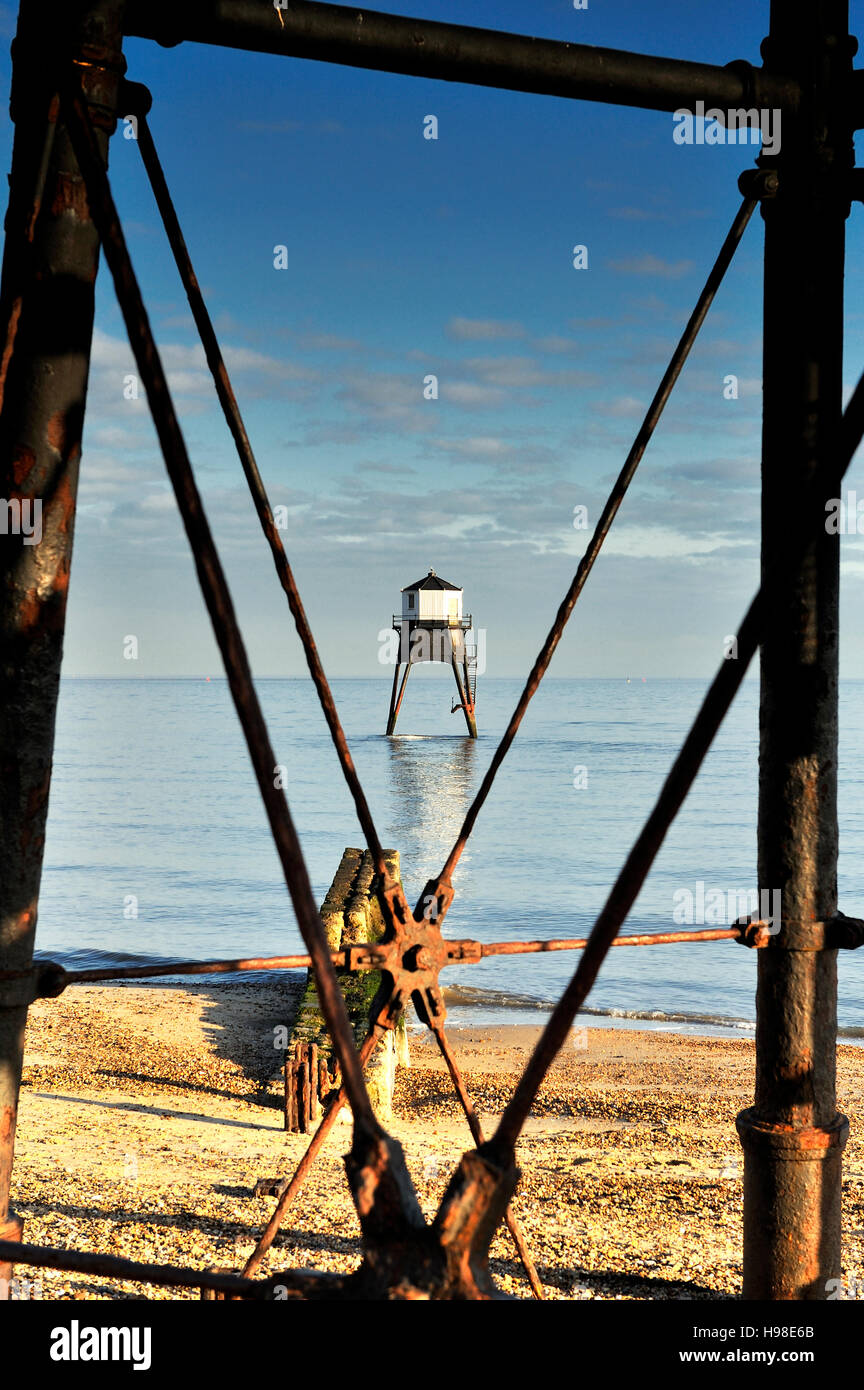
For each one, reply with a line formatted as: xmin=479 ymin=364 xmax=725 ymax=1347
xmin=385 ymin=569 xmax=478 ymax=738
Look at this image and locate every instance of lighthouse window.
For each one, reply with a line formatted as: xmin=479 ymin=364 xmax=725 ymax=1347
xmin=408 ymin=593 xmax=415 ymax=609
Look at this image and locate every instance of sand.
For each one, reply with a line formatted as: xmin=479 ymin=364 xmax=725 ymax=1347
xmin=9 ymin=978 xmax=864 ymax=1300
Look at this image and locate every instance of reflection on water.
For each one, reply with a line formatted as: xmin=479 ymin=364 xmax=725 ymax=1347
xmin=385 ymin=736 xmax=478 ymax=885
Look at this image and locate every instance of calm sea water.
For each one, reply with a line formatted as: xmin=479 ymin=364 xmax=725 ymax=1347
xmin=35 ymin=677 xmax=864 ymax=1040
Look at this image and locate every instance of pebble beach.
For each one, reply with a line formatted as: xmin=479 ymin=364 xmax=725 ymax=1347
xmin=10 ymin=979 xmax=864 ymax=1301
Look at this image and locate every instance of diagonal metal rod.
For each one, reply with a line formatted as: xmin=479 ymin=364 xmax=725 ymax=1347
xmin=487 ymin=367 xmax=864 ymax=1158
xmin=131 ymin=102 xmax=392 ymax=889
xmin=439 ymin=193 xmax=757 ymax=884
xmin=431 ymin=1021 xmax=544 ymax=1299
xmin=243 ymin=1026 xmax=384 ymax=1277
xmin=61 ymin=77 xmax=380 ymax=1137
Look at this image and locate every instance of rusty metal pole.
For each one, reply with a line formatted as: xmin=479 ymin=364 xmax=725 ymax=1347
xmin=0 ymin=0 xmax=126 ymax=1293
xmin=737 ymin=2 xmax=855 ymax=1299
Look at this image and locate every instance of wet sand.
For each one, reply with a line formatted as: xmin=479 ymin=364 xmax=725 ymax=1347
xmin=10 ymin=979 xmax=864 ymax=1300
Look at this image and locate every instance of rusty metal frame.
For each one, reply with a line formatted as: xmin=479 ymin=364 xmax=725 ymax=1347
xmin=1 ymin=0 xmax=863 ymax=1301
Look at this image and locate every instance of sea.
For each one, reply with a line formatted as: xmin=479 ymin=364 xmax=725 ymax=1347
xmin=34 ymin=676 xmax=864 ymax=1042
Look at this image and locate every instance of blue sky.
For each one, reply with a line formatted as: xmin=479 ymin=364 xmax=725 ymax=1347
xmin=4 ymin=0 xmax=864 ymax=677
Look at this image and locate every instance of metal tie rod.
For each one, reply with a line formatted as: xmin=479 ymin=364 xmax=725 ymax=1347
xmin=60 ymin=74 xmax=381 ymax=1141
xmin=124 ymin=83 xmax=392 ymax=890
xmin=124 ymin=0 xmax=801 ymax=117
xmin=440 ymin=190 xmax=758 ymax=884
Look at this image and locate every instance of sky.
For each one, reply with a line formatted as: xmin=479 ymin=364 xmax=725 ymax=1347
xmin=4 ymin=0 xmax=864 ymax=678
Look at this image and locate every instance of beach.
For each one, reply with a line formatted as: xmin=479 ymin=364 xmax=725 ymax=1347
xmin=10 ymin=980 xmax=864 ymax=1301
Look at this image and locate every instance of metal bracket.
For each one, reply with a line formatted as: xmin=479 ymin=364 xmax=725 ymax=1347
xmin=738 ymin=167 xmax=780 ymax=200
xmin=735 ymin=912 xmax=864 ymax=950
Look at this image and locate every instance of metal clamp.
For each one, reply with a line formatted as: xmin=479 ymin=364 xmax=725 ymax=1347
xmin=735 ymin=912 xmax=864 ymax=950
xmin=738 ymin=168 xmax=780 ymax=200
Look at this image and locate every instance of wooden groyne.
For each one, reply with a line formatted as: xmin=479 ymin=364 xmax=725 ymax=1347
xmin=285 ymin=848 xmax=409 ymax=1128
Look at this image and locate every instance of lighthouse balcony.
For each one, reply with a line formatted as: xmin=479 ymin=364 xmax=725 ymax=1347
xmin=392 ymin=614 xmax=472 ymax=631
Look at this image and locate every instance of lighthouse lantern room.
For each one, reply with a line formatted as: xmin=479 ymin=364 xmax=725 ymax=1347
xmin=386 ymin=569 xmax=478 ymax=737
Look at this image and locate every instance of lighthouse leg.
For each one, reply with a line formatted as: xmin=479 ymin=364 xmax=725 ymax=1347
xmin=385 ymin=661 xmax=401 ymax=735
xmin=386 ymin=662 xmax=412 ymax=736
xmin=451 ymin=657 xmax=477 ymax=739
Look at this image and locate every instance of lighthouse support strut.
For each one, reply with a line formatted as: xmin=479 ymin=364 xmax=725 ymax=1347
xmin=451 ymin=656 xmax=477 ymax=740
xmin=386 ymin=661 xmax=412 ymax=736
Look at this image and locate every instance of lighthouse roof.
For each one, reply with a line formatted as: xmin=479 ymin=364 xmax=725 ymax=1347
xmin=401 ymin=568 xmax=462 ymax=593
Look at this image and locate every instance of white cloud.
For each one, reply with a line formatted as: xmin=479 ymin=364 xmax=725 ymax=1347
xmin=447 ymin=317 xmax=525 ymax=341
xmin=607 ymin=254 xmax=695 ymax=279
xmin=430 ymin=436 xmax=515 ymax=459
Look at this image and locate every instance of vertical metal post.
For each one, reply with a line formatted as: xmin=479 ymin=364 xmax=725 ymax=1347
xmin=0 ymin=0 xmax=126 ymax=1292
xmin=737 ymin=2 xmax=855 ymax=1299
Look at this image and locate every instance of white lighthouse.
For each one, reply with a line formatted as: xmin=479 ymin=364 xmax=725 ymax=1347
xmin=386 ymin=569 xmax=478 ymax=737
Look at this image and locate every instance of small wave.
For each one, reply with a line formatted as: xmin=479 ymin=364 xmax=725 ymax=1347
xmin=34 ymin=947 xmax=189 ymax=973
xmin=443 ymin=982 xmax=755 ymax=1032
xmin=444 ymin=982 xmax=863 ymax=1041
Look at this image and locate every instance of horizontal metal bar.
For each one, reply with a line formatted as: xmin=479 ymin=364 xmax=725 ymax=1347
xmin=123 ymin=1 xmax=800 ymax=116
xmin=475 ymin=927 xmax=742 ymax=956
xmin=0 ymin=924 xmax=753 ymax=999
xmin=2 ymin=952 xmax=325 ymax=994
xmin=0 ymin=1237 xmax=262 ymax=1295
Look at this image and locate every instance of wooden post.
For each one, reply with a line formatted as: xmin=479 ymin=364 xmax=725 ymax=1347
xmin=309 ymin=1043 xmax=320 ymax=1122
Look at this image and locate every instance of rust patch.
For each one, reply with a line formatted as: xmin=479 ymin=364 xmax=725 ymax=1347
xmin=49 ymin=173 xmax=90 ymax=223
xmin=45 ymin=410 xmax=69 ymax=458
xmin=9 ymin=446 xmax=35 ymax=491
xmin=0 ymin=297 xmax=23 ymax=416
xmin=15 ymin=586 xmax=43 ymax=636
xmin=24 ymin=776 xmax=50 ymax=823
xmin=0 ymin=1105 xmax=15 ymax=1147
xmin=51 ymin=472 xmax=77 ymax=538
xmin=6 ymin=907 xmax=35 ymax=944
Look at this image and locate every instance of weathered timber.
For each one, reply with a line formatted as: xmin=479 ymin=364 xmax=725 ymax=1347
xmin=286 ymin=848 xmax=408 ymax=1125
